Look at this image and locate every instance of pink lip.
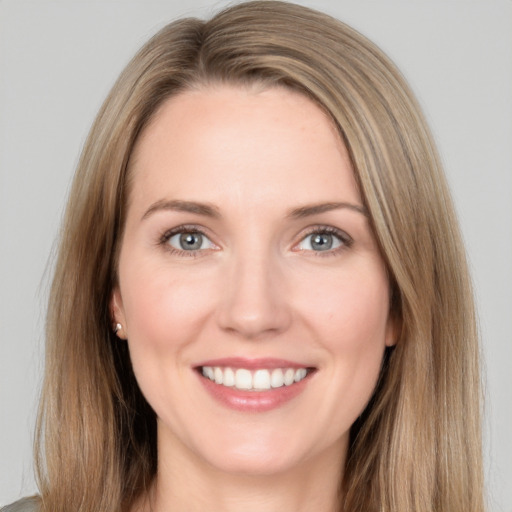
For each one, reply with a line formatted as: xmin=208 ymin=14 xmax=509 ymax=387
xmin=195 ymin=357 xmax=310 ymax=370
xmin=194 ymin=358 xmax=315 ymax=413
xmin=197 ymin=375 xmax=311 ymax=412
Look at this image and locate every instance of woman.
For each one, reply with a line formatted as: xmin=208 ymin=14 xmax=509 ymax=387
xmin=3 ymin=1 xmax=484 ymax=511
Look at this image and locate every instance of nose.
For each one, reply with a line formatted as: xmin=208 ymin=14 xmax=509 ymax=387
xmin=216 ymin=251 xmax=292 ymax=340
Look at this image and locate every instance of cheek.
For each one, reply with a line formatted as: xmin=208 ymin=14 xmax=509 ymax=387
xmin=119 ymin=262 xmax=220 ymax=413
xmin=300 ymin=265 xmax=391 ymax=345
xmin=119 ymin=260 xmax=217 ymax=355
xmin=297 ymin=265 xmax=391 ymax=410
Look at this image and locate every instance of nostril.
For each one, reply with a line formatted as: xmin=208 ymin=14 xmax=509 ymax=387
xmin=216 ymin=297 xmax=292 ymax=339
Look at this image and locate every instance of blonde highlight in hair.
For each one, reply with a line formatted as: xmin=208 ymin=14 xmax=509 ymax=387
xmin=36 ymin=2 xmax=484 ymax=511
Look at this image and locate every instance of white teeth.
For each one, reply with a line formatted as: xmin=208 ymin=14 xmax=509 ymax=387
xmin=201 ymin=366 xmax=309 ymax=391
xmin=284 ymin=368 xmax=295 ymax=386
xmin=270 ymin=368 xmax=284 ymax=388
xmin=253 ymin=369 xmax=271 ymax=390
xmin=235 ymin=369 xmax=252 ymax=390
xmin=214 ymin=367 xmax=223 ymax=385
xmin=295 ymin=368 xmax=307 ymax=382
xmin=223 ymin=367 xmax=235 ymax=387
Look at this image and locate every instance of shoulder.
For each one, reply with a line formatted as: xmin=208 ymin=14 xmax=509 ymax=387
xmin=1 ymin=497 xmax=39 ymax=512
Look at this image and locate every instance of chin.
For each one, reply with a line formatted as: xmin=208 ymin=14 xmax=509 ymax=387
xmin=206 ymin=447 xmax=303 ymax=477
xmin=189 ymin=424 xmax=341 ymax=478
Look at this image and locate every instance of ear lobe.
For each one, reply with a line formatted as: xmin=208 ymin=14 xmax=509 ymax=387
xmin=385 ymin=311 xmax=401 ymax=347
xmin=110 ymin=287 xmax=127 ymax=338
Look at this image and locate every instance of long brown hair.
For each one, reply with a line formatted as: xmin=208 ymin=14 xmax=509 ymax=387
xmin=35 ymin=2 xmax=484 ymax=511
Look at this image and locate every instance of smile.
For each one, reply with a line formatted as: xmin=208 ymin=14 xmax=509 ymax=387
xmin=201 ymin=366 xmax=310 ymax=391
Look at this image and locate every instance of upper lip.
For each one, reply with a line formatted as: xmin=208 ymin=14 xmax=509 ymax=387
xmin=195 ymin=357 xmax=314 ymax=370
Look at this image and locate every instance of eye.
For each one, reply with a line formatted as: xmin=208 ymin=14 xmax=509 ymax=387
xmin=164 ymin=230 xmax=216 ymax=252
xmin=296 ymin=228 xmax=351 ymax=253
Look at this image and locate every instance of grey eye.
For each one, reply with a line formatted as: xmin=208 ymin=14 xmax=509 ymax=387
xmin=167 ymin=232 xmax=214 ymax=251
xmin=180 ymin=233 xmax=203 ymax=250
xmin=311 ymin=233 xmax=333 ymax=251
xmin=298 ymin=232 xmax=343 ymax=252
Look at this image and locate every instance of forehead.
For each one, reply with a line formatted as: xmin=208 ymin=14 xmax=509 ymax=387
xmin=127 ymin=85 xmax=361 ymax=214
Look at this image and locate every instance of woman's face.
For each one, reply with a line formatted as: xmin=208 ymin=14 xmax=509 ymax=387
xmin=112 ymin=85 xmax=395 ymax=476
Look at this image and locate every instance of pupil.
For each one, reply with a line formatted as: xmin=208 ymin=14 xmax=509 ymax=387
xmin=312 ymin=233 xmax=332 ymax=251
xmin=180 ymin=233 xmax=202 ymax=250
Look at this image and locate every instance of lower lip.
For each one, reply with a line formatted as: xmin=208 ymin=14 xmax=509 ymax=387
xmin=197 ymin=372 xmax=311 ymax=412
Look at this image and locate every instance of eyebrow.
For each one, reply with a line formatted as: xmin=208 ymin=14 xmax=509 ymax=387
xmin=142 ymin=199 xmax=221 ymax=221
xmin=141 ymin=199 xmax=367 ymax=222
xmin=286 ymin=202 xmax=368 ymax=219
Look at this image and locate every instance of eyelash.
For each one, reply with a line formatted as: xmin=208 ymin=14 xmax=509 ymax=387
xmin=296 ymin=226 xmax=353 ymax=257
xmin=158 ymin=224 xmax=353 ymax=257
xmin=159 ymin=224 xmax=214 ymax=258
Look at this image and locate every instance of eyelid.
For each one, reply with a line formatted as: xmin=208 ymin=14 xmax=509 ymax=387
xmin=292 ymin=225 xmax=353 ymax=253
xmin=157 ymin=223 xmax=352 ymax=257
xmin=159 ymin=224 xmax=219 ymax=256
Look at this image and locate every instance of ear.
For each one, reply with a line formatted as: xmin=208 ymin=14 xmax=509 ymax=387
xmin=384 ymin=310 xmax=401 ymax=347
xmin=110 ymin=287 xmax=127 ymax=339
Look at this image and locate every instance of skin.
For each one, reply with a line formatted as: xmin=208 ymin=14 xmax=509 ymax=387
xmin=112 ymin=85 xmax=395 ymax=512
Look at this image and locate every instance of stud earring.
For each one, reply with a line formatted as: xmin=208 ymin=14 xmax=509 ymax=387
xmin=114 ymin=323 xmax=122 ymax=334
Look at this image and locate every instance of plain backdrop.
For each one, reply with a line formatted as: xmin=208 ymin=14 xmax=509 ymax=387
xmin=1 ymin=0 xmax=511 ymax=510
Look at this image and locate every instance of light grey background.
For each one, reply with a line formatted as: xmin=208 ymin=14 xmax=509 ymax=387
xmin=1 ymin=0 xmax=511 ymax=509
